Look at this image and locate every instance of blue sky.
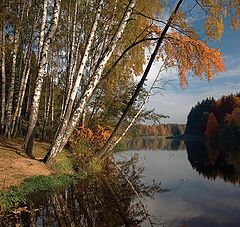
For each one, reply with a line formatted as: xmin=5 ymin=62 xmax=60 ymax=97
xmin=144 ymin=2 xmax=240 ymax=124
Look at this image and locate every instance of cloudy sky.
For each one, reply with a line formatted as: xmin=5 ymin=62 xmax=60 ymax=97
xmin=144 ymin=2 xmax=240 ymax=124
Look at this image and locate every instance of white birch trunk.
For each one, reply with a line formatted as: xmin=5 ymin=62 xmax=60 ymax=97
xmin=24 ymin=0 xmax=62 ymax=153
xmin=47 ymin=0 xmax=104 ymax=146
xmin=42 ymin=80 xmax=51 ymax=139
xmin=5 ymin=29 xmax=20 ymax=137
xmin=65 ymin=0 xmax=104 ymax=118
xmin=44 ymin=0 xmax=136 ymax=162
xmin=50 ymin=74 xmax=54 ymax=126
xmin=62 ymin=0 xmax=78 ymax=117
xmin=11 ymin=19 xmax=36 ymax=137
xmin=12 ymin=67 xmax=31 ymax=137
xmin=1 ymin=25 xmax=6 ymax=133
xmin=38 ymin=0 xmax=48 ymax=59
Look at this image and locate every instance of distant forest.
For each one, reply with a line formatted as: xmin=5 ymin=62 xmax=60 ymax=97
xmin=132 ymin=124 xmax=186 ymax=137
xmin=185 ymin=93 xmax=240 ymax=140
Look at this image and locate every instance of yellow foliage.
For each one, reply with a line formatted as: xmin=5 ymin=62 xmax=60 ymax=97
xmin=200 ymin=0 xmax=240 ymax=32
xmin=205 ymin=16 xmax=224 ymax=40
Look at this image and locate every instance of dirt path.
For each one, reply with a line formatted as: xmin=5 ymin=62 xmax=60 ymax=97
xmin=0 ymin=138 xmax=52 ymax=190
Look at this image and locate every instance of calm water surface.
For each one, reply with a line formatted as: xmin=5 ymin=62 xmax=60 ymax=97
xmin=125 ymin=138 xmax=240 ymax=227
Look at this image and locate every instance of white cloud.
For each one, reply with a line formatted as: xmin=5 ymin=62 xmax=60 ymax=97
xmin=145 ymin=81 xmax=240 ymax=124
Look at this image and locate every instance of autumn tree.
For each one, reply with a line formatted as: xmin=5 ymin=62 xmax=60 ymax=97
xmin=1 ymin=0 xmax=240 ymax=163
xmin=205 ymin=112 xmax=220 ymax=139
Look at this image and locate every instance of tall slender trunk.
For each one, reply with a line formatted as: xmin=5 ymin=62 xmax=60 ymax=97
xmin=97 ymin=0 xmax=184 ymax=159
xmin=38 ymin=0 xmax=48 ymax=59
xmin=44 ymin=0 xmax=136 ymax=163
xmin=64 ymin=0 xmax=104 ymax=122
xmin=62 ymin=0 xmax=78 ymax=117
xmin=5 ymin=29 xmax=20 ymax=137
xmin=24 ymin=0 xmax=62 ymax=156
xmin=44 ymin=0 xmax=104 ymax=156
xmin=42 ymin=79 xmax=51 ymax=139
xmin=25 ymin=72 xmax=32 ymax=116
xmin=50 ymin=74 xmax=54 ymax=126
xmin=102 ymin=60 xmax=168 ymax=159
xmin=4 ymin=0 xmax=27 ymax=137
xmin=1 ymin=25 xmax=6 ymax=134
xmin=11 ymin=19 xmax=36 ymax=137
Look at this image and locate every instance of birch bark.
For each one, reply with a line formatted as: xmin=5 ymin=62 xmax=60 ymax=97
xmin=1 ymin=25 xmax=6 ymax=133
xmin=38 ymin=0 xmax=48 ymax=59
xmin=11 ymin=19 xmax=36 ymax=137
xmin=44 ymin=0 xmax=136 ymax=163
xmin=62 ymin=0 xmax=78 ymax=117
xmin=24 ymin=0 xmax=62 ymax=155
xmin=5 ymin=29 xmax=20 ymax=137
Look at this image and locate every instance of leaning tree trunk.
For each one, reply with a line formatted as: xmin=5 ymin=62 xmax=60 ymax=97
xmin=62 ymin=0 xmax=78 ymax=118
xmin=5 ymin=29 xmax=20 ymax=137
xmin=42 ymin=78 xmax=51 ymax=139
xmin=101 ymin=60 xmax=168 ymax=159
xmin=1 ymin=25 xmax=6 ymax=134
xmin=24 ymin=0 xmax=62 ymax=157
xmin=53 ymin=0 xmax=103 ymax=143
xmin=97 ymin=0 xmax=184 ymax=159
xmin=43 ymin=0 xmax=137 ymax=163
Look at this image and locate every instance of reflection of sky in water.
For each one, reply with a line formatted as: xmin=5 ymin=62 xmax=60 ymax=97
xmin=122 ymin=149 xmax=240 ymax=227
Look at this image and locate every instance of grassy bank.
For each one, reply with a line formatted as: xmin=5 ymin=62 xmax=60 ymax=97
xmin=0 ymin=172 xmax=85 ymax=213
xmin=0 ymin=137 xmax=87 ymax=214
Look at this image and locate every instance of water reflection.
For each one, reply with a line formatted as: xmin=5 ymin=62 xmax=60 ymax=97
xmin=2 ymin=138 xmax=240 ymax=226
xmin=0 ymin=155 xmax=165 ymax=227
xmin=185 ymin=141 xmax=240 ymax=185
xmin=125 ymin=138 xmax=240 ymax=226
xmin=127 ymin=137 xmax=185 ymax=151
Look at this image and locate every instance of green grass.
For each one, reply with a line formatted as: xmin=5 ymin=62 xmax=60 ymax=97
xmin=0 ymin=172 xmax=86 ymax=213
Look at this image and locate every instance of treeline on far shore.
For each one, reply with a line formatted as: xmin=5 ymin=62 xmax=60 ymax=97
xmin=185 ymin=93 xmax=240 ymax=141
xmin=130 ymin=124 xmax=186 ymax=137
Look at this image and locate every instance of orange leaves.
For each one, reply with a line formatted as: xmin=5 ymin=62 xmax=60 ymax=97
xmin=149 ymin=25 xmax=161 ymax=35
xmin=74 ymin=125 xmax=110 ymax=148
xmin=164 ymin=32 xmax=225 ymax=88
xmin=91 ymin=125 xmax=111 ymax=147
xmin=225 ymin=107 xmax=240 ymax=126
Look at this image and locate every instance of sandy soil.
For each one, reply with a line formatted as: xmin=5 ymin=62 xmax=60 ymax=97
xmin=0 ymin=138 xmax=52 ymax=190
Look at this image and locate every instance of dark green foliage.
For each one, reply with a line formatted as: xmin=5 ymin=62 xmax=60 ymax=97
xmin=185 ymin=97 xmax=215 ymax=135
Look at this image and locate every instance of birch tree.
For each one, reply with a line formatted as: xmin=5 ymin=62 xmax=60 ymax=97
xmin=43 ymin=0 xmax=137 ymax=162
xmin=0 ymin=25 xmax=6 ymax=134
xmin=11 ymin=16 xmax=37 ymax=137
xmin=24 ymin=0 xmax=62 ymax=156
xmin=4 ymin=28 xmax=20 ymax=137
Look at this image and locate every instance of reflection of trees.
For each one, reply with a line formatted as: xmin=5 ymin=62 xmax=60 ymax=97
xmin=127 ymin=138 xmax=185 ymax=150
xmin=185 ymin=141 xmax=240 ymax=185
xmin=0 ymin=155 xmax=166 ymax=226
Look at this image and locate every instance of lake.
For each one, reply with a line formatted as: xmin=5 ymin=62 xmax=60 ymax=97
xmin=126 ymin=138 xmax=240 ymax=226
xmin=1 ymin=138 xmax=240 ymax=226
